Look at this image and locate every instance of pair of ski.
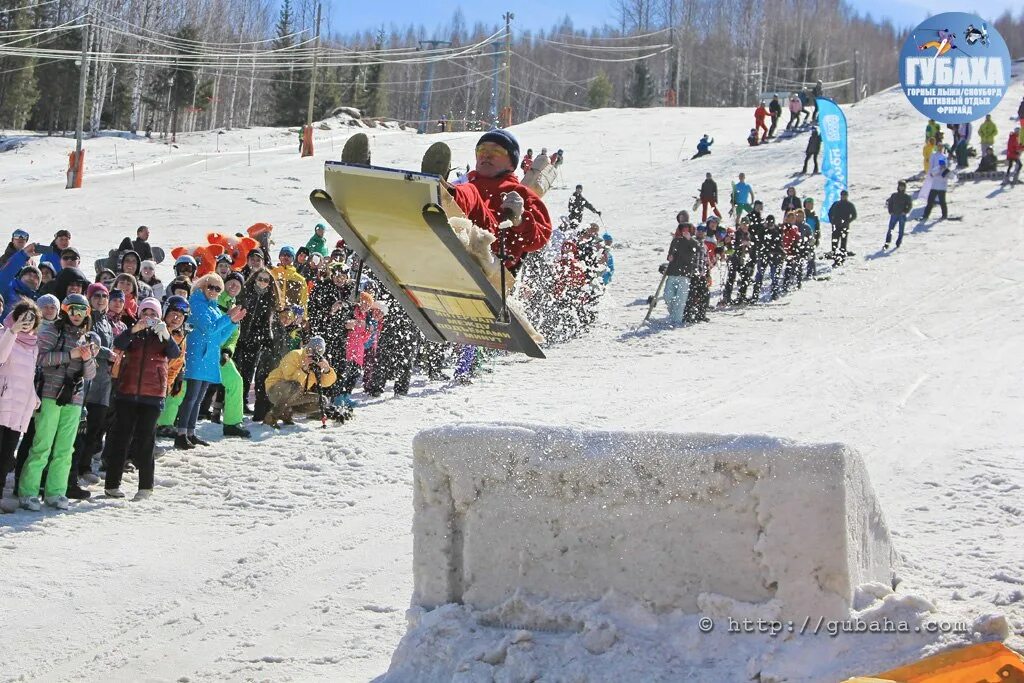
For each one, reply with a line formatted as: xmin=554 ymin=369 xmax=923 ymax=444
xmin=309 ymin=133 xmax=551 ymax=359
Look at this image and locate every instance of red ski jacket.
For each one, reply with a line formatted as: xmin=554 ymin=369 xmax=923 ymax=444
xmin=1008 ymin=133 xmax=1022 ymax=161
xmin=453 ymin=171 xmax=553 ymax=269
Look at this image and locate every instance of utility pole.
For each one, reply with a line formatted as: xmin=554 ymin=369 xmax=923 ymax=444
xmin=417 ymin=39 xmax=451 ymax=134
xmin=853 ymin=50 xmax=860 ymax=103
xmin=67 ymin=0 xmax=91 ymax=189
xmin=489 ymin=43 xmax=501 ymax=129
xmin=302 ymin=2 xmax=322 ymax=156
xmin=502 ymin=11 xmax=513 ymax=127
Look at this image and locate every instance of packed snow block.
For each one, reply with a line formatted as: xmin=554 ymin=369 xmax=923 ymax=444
xmin=412 ymin=424 xmax=896 ymax=621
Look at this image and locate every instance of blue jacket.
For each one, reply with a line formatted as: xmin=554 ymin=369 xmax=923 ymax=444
xmin=0 ymin=250 xmax=37 ymax=318
xmin=40 ymin=242 xmax=63 ymax=275
xmin=183 ymin=290 xmax=238 ymax=383
xmin=697 ymin=138 xmax=713 ymax=153
xmin=602 ymin=252 xmax=615 ymax=285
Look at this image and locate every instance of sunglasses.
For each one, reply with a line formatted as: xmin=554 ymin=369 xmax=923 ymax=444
xmin=65 ymin=305 xmax=88 ymax=316
xmin=206 ymin=284 xmax=223 ymax=293
xmin=475 ymin=144 xmax=509 ymax=157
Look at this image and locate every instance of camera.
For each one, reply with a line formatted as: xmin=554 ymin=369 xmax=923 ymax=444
xmin=145 ymin=317 xmax=158 ymax=328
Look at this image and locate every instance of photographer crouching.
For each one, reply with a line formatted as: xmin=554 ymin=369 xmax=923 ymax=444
xmin=263 ymin=336 xmax=338 ymax=428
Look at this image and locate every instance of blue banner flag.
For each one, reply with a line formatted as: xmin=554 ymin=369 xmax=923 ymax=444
xmin=818 ymin=97 xmax=848 ymax=224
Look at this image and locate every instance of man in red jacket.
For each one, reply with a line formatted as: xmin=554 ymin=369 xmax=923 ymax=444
xmin=446 ymin=130 xmax=553 ymax=272
xmin=754 ymin=102 xmax=770 ymax=144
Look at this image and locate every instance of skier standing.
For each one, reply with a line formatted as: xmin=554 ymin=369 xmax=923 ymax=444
xmin=787 ymin=94 xmax=802 ymax=131
xmin=768 ymin=95 xmax=782 ymax=138
xmin=802 ymin=127 xmax=821 ymax=174
xmin=828 ymin=190 xmax=858 ymax=265
xmin=1006 ymin=128 xmax=1022 ymax=184
xmin=567 ymin=184 xmax=600 ymax=227
xmin=922 ymin=154 xmax=950 ymax=220
xmin=732 ymin=174 xmax=755 ymax=224
xmin=884 ymin=181 xmax=913 ymax=249
xmin=699 ymin=173 xmax=723 ymax=222
xmin=662 ymin=217 xmax=699 ymax=326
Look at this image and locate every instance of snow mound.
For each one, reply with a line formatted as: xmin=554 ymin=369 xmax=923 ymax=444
xmin=411 ymin=424 xmax=896 ymax=620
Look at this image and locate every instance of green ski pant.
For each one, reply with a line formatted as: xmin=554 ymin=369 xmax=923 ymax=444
xmin=18 ymin=399 xmax=82 ymax=499
xmin=157 ymin=381 xmax=186 ymax=427
xmin=220 ymin=359 xmax=243 ymax=427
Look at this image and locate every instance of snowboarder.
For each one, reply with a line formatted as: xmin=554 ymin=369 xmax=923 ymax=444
xmin=802 ymin=127 xmax=821 ymax=174
xmin=691 ymin=134 xmax=714 ymax=159
xmin=699 ymin=173 xmax=723 ymax=222
xmin=787 ymin=94 xmax=802 ymax=131
xmin=884 ymin=181 xmax=912 ymax=249
xmin=567 ymin=184 xmax=600 ymax=227
xmin=768 ymin=95 xmax=782 ymax=138
xmin=828 ymin=190 xmax=857 ymax=265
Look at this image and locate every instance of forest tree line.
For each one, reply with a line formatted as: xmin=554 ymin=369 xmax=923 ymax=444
xmin=0 ymin=0 xmax=1021 ymax=135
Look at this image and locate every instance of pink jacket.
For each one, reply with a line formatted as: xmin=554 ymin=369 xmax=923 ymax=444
xmin=344 ymin=306 xmax=372 ymax=367
xmin=0 ymin=320 xmax=41 ymax=433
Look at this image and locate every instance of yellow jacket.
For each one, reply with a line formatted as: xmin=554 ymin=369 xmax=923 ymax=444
xmin=265 ymin=348 xmax=337 ymax=393
xmin=271 ymin=264 xmax=309 ymax=312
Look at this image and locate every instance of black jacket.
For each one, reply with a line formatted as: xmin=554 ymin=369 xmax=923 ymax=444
xmin=769 ymin=99 xmax=782 ymax=117
xmin=665 ymin=235 xmax=699 ymax=277
xmin=699 ymin=179 xmax=718 ymax=202
xmin=886 ymin=191 xmax=912 ymax=217
xmin=828 ymin=199 xmax=858 ymax=227
xmin=781 ymin=195 xmax=801 ymax=213
xmin=806 ymin=130 xmax=821 ymax=154
xmin=40 ymin=265 xmax=90 ymax=300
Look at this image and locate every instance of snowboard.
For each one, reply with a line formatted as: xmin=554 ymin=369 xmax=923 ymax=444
xmin=521 ymin=152 xmax=557 ymax=198
xmin=310 ymin=162 xmax=545 ymax=359
xmin=638 ymin=272 xmax=669 ymax=329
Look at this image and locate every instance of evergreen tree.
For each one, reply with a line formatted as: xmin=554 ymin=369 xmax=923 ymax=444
xmin=359 ymin=30 xmax=388 ymax=117
xmin=270 ymin=0 xmax=306 ymax=126
xmin=625 ymin=62 xmax=655 ymax=108
xmin=588 ymin=71 xmax=613 ymax=109
xmin=0 ymin=0 xmax=39 ymax=129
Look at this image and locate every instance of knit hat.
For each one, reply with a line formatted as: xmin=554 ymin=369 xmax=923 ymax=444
xmin=37 ymin=293 xmax=59 ymax=308
xmin=138 ymin=297 xmax=162 ymax=316
xmin=477 ymin=129 xmax=520 ymax=168
xmin=279 ymin=245 xmax=295 ymax=258
xmin=224 ymin=271 xmax=244 ymax=287
xmin=17 ymin=265 xmax=40 ymax=280
xmin=140 ymin=260 xmax=157 ymax=272
xmin=108 ymin=289 xmax=125 ymax=301
xmin=87 ymin=283 xmax=109 ymax=299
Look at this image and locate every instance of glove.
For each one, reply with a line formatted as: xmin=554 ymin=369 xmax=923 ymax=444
xmin=500 ymin=191 xmax=525 ymax=224
xmin=220 ymin=350 xmax=230 ymax=366
xmin=658 ymin=263 xmax=668 ymax=275
xmin=153 ymin=321 xmax=170 ymax=342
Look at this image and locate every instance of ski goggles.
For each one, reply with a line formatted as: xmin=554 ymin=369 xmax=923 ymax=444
xmin=12 ymin=230 xmax=29 ymax=239
xmin=62 ymin=304 xmax=89 ymax=316
xmin=165 ymin=301 xmax=190 ymax=315
xmin=475 ymin=143 xmax=509 ymax=157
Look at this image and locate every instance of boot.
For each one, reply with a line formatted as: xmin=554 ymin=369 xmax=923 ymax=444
xmin=187 ymin=434 xmax=211 ymax=447
xmin=223 ymin=424 xmax=251 ymax=438
xmin=262 ymin=411 xmax=278 ymax=428
xmin=44 ymin=495 xmax=69 ymax=510
xmin=105 ymin=488 xmax=125 ymax=499
xmin=421 ymin=141 xmax=452 ymax=178
xmin=133 ymin=489 xmax=152 ymax=502
xmin=280 ymin=408 xmax=295 ymax=426
xmin=66 ymin=484 xmax=91 ymax=500
xmin=211 ymin=402 xmax=222 ymax=424
xmin=19 ymin=496 xmax=41 ymax=511
xmin=174 ymin=434 xmax=195 ymax=450
xmin=341 ymin=132 xmax=370 ymax=165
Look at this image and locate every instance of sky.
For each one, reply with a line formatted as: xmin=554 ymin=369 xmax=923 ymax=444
xmin=319 ymin=0 xmax=1022 ymax=37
